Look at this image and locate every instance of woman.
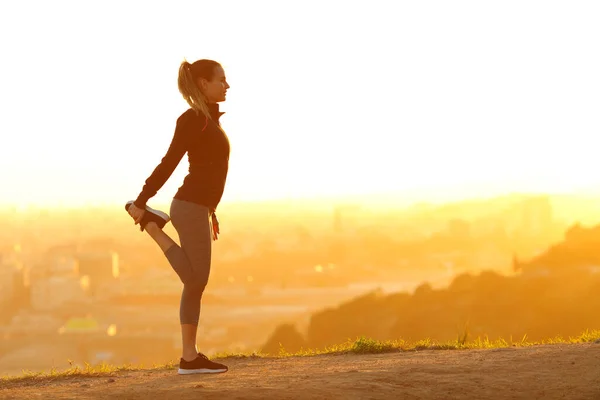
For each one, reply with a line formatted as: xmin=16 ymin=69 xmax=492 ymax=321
xmin=125 ymin=59 xmax=231 ymax=375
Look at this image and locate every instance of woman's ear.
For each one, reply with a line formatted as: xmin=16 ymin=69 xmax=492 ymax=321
xmin=197 ymin=77 xmax=208 ymax=91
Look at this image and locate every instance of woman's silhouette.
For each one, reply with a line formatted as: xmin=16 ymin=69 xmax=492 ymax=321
xmin=126 ymin=59 xmax=230 ymax=375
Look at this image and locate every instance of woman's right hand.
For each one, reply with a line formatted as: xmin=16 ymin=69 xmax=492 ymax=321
xmin=127 ymin=203 xmax=146 ymax=226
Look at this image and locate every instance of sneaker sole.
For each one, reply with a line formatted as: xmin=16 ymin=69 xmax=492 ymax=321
xmin=125 ymin=201 xmax=170 ymax=223
xmin=177 ymin=368 xmax=228 ymax=375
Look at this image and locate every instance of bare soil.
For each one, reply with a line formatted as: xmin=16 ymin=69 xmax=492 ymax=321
xmin=1 ymin=343 xmax=599 ymax=399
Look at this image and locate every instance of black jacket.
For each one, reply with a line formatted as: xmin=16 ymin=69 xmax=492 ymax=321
xmin=134 ymin=103 xmax=230 ymax=212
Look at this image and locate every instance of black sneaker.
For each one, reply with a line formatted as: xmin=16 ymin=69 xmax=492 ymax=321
xmin=124 ymin=200 xmax=170 ymax=231
xmin=178 ymin=353 xmax=228 ymax=375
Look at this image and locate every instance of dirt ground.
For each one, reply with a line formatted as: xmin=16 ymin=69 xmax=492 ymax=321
xmin=1 ymin=343 xmax=599 ymax=399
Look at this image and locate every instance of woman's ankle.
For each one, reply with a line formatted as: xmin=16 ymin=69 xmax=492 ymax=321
xmin=182 ymin=349 xmax=198 ymax=362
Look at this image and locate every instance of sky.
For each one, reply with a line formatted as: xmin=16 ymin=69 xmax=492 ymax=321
xmin=1 ymin=0 xmax=599 ymax=208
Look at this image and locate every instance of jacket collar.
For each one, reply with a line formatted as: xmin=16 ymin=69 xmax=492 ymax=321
xmin=208 ymin=103 xmax=225 ymax=122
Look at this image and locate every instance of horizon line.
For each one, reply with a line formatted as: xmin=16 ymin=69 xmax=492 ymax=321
xmin=2 ymin=188 xmax=600 ymax=212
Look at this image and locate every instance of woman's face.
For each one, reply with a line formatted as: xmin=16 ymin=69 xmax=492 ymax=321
xmin=199 ymin=66 xmax=230 ymax=103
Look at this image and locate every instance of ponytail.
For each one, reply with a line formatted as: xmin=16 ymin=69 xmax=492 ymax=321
xmin=178 ymin=60 xmax=211 ymax=119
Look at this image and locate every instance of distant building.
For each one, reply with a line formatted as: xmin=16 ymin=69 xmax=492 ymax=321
xmin=30 ymin=275 xmax=86 ymax=311
xmin=0 ymin=255 xmax=16 ymax=305
xmin=0 ymin=252 xmax=26 ymax=308
xmin=51 ymin=256 xmax=78 ymax=275
xmin=332 ymin=205 xmax=362 ymax=235
xmin=6 ymin=312 xmax=62 ymax=334
xmin=75 ymin=251 xmax=120 ymax=296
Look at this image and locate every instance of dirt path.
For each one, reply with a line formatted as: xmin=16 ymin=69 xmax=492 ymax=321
xmin=1 ymin=343 xmax=599 ymax=399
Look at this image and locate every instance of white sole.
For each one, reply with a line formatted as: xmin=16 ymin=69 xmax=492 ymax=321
xmin=146 ymin=206 xmax=170 ymax=222
xmin=126 ymin=201 xmax=170 ymax=222
xmin=177 ymin=368 xmax=228 ymax=375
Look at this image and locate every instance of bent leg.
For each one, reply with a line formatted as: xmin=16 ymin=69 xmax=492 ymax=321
xmin=145 ymin=222 xmax=178 ymax=253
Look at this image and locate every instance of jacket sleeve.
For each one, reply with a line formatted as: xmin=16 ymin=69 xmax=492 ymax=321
xmin=133 ymin=114 xmax=190 ymax=209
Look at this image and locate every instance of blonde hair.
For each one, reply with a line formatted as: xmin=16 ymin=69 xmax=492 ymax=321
xmin=177 ymin=59 xmax=221 ymax=120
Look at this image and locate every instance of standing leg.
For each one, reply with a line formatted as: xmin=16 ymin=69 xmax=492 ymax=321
xmin=144 ymin=223 xmax=204 ymax=359
xmin=168 ymin=199 xmax=213 ymax=361
xmin=144 ymin=216 xmax=203 ymax=360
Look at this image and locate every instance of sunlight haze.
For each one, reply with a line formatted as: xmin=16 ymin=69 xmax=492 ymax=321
xmin=4 ymin=2 xmax=600 ymax=388
xmin=1 ymin=0 xmax=599 ymax=207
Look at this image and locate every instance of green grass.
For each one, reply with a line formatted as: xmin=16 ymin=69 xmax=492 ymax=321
xmin=215 ymin=328 xmax=600 ymax=358
xmin=2 ymin=329 xmax=599 ymax=386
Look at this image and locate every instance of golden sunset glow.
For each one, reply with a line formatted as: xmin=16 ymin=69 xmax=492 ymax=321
xmin=2 ymin=2 xmax=600 ymax=395
xmin=1 ymin=1 xmax=599 ymax=209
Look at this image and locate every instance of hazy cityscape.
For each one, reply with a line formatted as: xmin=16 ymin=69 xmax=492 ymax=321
xmin=3 ymin=193 xmax=600 ymax=376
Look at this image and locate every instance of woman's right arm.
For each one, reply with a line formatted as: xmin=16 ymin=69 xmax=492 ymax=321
xmin=133 ymin=114 xmax=191 ymax=209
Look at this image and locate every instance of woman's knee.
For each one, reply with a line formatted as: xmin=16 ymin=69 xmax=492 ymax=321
xmin=183 ymin=273 xmax=209 ymax=292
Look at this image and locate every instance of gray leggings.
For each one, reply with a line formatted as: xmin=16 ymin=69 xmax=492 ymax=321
xmin=164 ymin=199 xmax=212 ymax=325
